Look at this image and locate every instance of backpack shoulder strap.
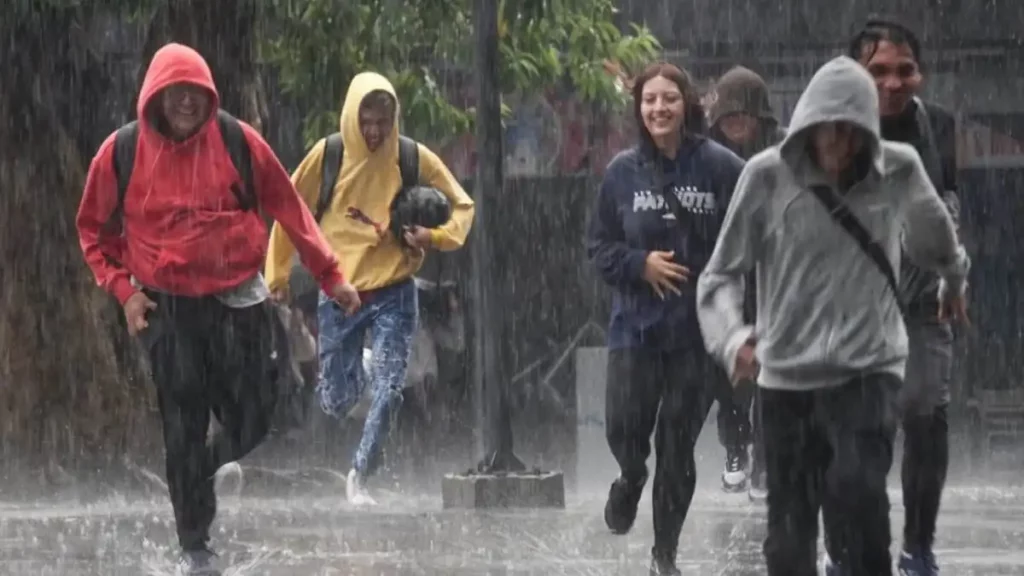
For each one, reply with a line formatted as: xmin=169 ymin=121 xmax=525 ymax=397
xmin=397 ymin=135 xmax=420 ymax=189
xmin=317 ymin=133 xmax=345 ymax=222
xmin=217 ymin=110 xmax=256 ymax=212
xmin=110 ymin=121 xmax=140 ymax=226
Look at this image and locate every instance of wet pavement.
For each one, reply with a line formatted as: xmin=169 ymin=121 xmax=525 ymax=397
xmin=2 ymin=483 xmax=1024 ymax=575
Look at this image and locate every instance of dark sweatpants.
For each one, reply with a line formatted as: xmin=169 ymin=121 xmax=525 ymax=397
xmin=715 ymin=376 xmax=751 ymax=451
xmin=899 ymin=319 xmax=952 ymax=554
xmin=605 ymin=346 xmax=715 ymax=556
xmin=139 ymin=292 xmax=279 ymax=551
xmin=761 ymin=373 xmax=900 ymax=576
xmin=715 ymin=378 xmax=765 ymax=484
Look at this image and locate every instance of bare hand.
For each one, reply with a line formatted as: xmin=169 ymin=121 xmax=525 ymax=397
xmin=403 ymin=225 xmax=433 ymax=252
xmin=733 ymin=339 xmax=759 ymax=385
xmin=270 ymin=286 xmax=289 ymax=303
xmin=938 ymin=293 xmax=969 ymax=326
xmin=642 ymin=251 xmax=691 ymax=299
xmin=124 ymin=292 xmax=157 ymax=336
xmin=330 ymin=281 xmax=361 ymax=315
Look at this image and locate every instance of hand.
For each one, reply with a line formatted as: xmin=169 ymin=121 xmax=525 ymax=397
xmin=938 ymin=293 xmax=969 ymax=326
xmin=642 ymin=251 xmax=691 ymax=299
xmin=270 ymin=286 xmax=289 ymax=303
xmin=733 ymin=339 xmax=760 ymax=385
xmin=123 ymin=292 xmax=157 ymax=336
xmin=403 ymin=225 xmax=433 ymax=252
xmin=330 ymin=281 xmax=361 ymax=315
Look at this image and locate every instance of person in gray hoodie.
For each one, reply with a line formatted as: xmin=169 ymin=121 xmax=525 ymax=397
xmin=705 ymin=65 xmax=787 ymax=499
xmin=696 ymin=56 xmax=969 ymax=576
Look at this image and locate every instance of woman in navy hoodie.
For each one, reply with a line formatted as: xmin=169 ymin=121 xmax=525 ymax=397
xmin=586 ymin=62 xmax=744 ymax=576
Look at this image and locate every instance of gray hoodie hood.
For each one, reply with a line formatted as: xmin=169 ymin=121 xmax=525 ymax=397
xmin=696 ymin=56 xmax=969 ymax=392
xmin=779 ymin=56 xmax=884 ymax=178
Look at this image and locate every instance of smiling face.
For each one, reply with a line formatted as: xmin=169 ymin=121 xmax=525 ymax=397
xmin=160 ymin=83 xmax=212 ymax=140
xmin=359 ymin=91 xmax=396 ymax=153
xmin=640 ymin=75 xmax=686 ymax=143
xmin=859 ymin=39 xmax=922 ymax=117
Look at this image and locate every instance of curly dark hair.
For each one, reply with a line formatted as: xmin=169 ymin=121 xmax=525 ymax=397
xmin=848 ymin=15 xmax=922 ymax=67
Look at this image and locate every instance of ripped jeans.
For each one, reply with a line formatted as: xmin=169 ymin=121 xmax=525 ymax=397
xmin=317 ymin=279 xmax=417 ymax=479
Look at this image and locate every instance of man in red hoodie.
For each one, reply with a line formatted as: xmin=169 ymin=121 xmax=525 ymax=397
xmin=76 ymin=43 xmax=359 ymax=576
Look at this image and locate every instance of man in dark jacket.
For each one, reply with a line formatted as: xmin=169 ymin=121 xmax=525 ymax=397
xmin=704 ymin=66 xmax=786 ymax=500
xmin=817 ymin=18 xmax=966 ymax=576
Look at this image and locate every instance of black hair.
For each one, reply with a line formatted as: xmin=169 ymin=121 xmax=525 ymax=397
xmin=847 ymin=15 xmax=922 ymax=67
xmin=359 ymin=89 xmax=396 ymax=115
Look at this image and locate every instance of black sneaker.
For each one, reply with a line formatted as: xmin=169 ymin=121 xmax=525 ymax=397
xmin=649 ymin=548 xmax=682 ymax=576
xmin=604 ymin=474 xmax=645 ymax=535
xmin=721 ymin=447 xmax=749 ymax=493
xmin=176 ymin=548 xmax=221 ymax=576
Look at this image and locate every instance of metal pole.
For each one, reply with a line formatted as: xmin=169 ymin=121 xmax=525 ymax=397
xmin=470 ymin=0 xmax=524 ymax=473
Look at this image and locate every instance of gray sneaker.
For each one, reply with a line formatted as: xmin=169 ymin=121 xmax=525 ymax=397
xmin=177 ymin=548 xmax=221 ymax=576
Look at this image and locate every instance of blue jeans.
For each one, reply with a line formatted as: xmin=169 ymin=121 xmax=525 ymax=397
xmin=316 ymin=279 xmax=417 ymax=478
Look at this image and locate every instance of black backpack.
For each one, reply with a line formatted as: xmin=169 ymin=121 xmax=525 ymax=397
xmin=107 ymin=110 xmax=255 ymax=231
xmin=315 ymin=133 xmax=420 ymax=222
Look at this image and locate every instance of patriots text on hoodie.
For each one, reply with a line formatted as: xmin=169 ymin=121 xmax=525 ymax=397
xmin=696 ymin=56 xmax=970 ymax=392
xmin=587 ymin=135 xmax=745 ymax=351
xmin=76 ymin=43 xmax=343 ymax=305
xmin=265 ymin=72 xmax=475 ymax=293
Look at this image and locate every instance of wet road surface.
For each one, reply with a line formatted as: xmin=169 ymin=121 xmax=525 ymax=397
xmin=2 ymin=484 xmax=1024 ymax=575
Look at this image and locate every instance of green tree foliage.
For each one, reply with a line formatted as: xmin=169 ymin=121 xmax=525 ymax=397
xmin=261 ymin=0 xmax=660 ymax=145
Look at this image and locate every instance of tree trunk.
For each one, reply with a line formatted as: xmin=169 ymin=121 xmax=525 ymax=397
xmin=0 ymin=4 xmax=158 ymax=480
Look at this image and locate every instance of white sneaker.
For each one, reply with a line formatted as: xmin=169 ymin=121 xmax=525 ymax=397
xmin=213 ymin=462 xmax=244 ymax=499
xmin=748 ymin=485 xmax=767 ymax=503
xmin=346 ymin=469 xmax=378 ymax=506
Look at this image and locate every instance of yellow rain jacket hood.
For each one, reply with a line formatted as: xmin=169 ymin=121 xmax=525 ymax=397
xmin=265 ymin=72 xmax=475 ymax=292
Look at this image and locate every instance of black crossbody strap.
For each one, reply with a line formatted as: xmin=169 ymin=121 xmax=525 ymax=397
xmin=808 ymin=185 xmax=905 ymax=313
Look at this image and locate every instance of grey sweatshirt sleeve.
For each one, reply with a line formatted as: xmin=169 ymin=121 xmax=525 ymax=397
xmin=697 ymin=160 xmax=764 ymax=379
xmin=901 ymin=152 xmax=971 ymax=298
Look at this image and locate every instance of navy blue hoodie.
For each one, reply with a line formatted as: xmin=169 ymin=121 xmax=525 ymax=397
xmin=587 ymin=134 xmax=744 ymax=351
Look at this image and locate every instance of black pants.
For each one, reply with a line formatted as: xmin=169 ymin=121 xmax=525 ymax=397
xmin=715 ymin=374 xmax=750 ymax=448
xmin=899 ymin=320 xmax=952 ymax=554
xmin=605 ymin=346 xmax=715 ymax=556
xmin=140 ymin=292 xmax=279 ymax=551
xmin=761 ymin=373 xmax=900 ymax=576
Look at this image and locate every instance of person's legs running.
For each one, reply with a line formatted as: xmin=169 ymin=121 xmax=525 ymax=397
xmin=351 ymin=280 xmax=417 ymax=493
xmin=716 ymin=376 xmax=753 ymax=492
xmin=140 ymin=294 xmax=217 ymax=557
xmin=900 ymin=320 xmax=953 ymax=574
xmin=761 ymin=387 xmax=825 ymax=576
xmin=650 ymin=349 xmax=714 ymax=574
xmin=820 ymin=373 xmax=900 ymax=576
xmin=207 ymin=300 xmax=280 ymax=468
xmin=316 ymin=290 xmax=372 ymax=419
xmin=604 ymin=347 xmax=661 ymax=535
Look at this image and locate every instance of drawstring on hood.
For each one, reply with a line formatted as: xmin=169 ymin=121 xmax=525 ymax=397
xmin=778 ymin=56 xmax=885 ymax=182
